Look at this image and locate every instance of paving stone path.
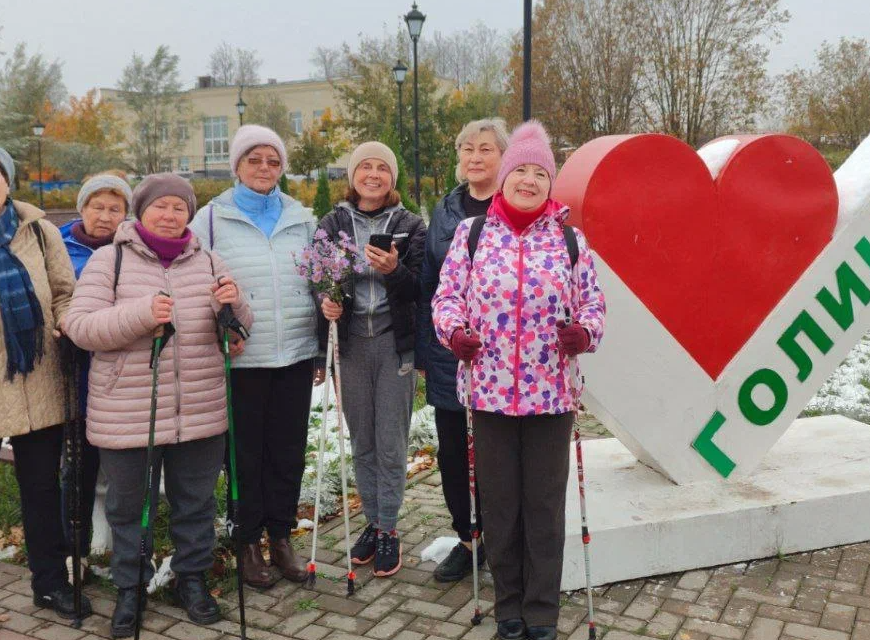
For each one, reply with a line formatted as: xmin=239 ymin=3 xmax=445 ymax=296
xmin=2 ymin=420 xmax=868 ymax=640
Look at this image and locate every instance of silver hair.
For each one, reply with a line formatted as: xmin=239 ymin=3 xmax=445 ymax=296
xmin=454 ymin=118 xmax=509 ymax=183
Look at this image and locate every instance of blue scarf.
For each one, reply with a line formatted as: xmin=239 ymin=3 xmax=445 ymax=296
xmin=0 ymin=199 xmax=44 ymax=379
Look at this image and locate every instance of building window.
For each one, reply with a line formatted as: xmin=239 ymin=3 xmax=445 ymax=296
xmin=177 ymin=123 xmax=189 ymax=141
xmin=313 ymin=109 xmax=325 ymax=122
xmin=290 ymin=111 xmax=302 ymax=135
xmin=203 ymin=116 xmax=229 ymax=162
xmin=159 ymin=123 xmax=170 ymax=143
xmin=178 ymin=157 xmax=190 ymax=171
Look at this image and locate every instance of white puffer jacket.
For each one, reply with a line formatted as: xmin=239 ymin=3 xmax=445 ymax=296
xmin=189 ymin=188 xmax=318 ymax=369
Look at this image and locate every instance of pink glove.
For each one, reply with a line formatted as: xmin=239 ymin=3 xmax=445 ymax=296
xmin=450 ymin=328 xmax=482 ymax=363
xmin=556 ymin=320 xmax=590 ymax=356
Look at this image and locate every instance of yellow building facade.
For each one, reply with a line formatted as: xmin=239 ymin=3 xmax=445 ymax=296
xmin=100 ymin=77 xmax=345 ymax=177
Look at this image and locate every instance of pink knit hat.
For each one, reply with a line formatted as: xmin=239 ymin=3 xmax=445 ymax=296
xmin=496 ymin=120 xmax=556 ymax=191
xmin=229 ymin=124 xmax=288 ymax=176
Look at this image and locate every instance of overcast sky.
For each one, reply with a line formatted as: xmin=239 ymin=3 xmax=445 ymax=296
xmin=0 ymin=0 xmax=868 ymax=97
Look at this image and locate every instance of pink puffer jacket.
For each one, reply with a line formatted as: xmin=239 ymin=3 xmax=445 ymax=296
xmin=63 ymin=221 xmax=253 ymax=449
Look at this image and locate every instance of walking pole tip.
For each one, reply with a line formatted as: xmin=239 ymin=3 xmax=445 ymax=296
xmin=347 ymin=571 xmax=356 ymax=596
xmin=306 ymin=562 xmax=317 ymax=588
xmin=471 ymin=610 xmax=483 ymax=626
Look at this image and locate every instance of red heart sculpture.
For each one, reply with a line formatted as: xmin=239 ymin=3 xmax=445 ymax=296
xmin=552 ymin=134 xmax=838 ymax=379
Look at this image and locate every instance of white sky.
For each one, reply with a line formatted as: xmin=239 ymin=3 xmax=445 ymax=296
xmin=0 ymin=0 xmax=868 ymax=97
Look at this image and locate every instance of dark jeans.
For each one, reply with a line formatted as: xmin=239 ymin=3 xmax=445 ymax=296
xmin=60 ymin=415 xmax=99 ymax=557
xmin=435 ymin=408 xmax=483 ymax=542
xmin=100 ymin=434 xmax=225 ymax=589
xmin=10 ymin=425 xmax=69 ymax=595
xmin=474 ymin=410 xmax=573 ymax=627
xmin=230 ymin=359 xmax=314 ymax=544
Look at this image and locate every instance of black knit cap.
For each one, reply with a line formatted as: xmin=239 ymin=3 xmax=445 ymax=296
xmin=131 ymin=173 xmax=197 ymax=221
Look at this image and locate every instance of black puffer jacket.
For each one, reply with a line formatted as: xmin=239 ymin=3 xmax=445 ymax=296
xmin=317 ymin=202 xmax=427 ymax=355
xmin=415 ymin=184 xmax=470 ymax=411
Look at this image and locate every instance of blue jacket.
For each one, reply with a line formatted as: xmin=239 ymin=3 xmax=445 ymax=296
xmin=189 ymin=187 xmax=319 ymax=369
xmin=60 ymin=219 xmax=96 ymax=278
xmin=60 ymin=219 xmax=97 ymax=410
xmin=415 ymin=184 xmax=471 ymax=412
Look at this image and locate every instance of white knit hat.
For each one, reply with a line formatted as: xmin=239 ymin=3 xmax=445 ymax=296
xmin=229 ymin=125 xmax=288 ymax=176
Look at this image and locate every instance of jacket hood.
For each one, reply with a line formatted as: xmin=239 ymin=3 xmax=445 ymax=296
xmin=12 ymin=200 xmax=45 ymax=225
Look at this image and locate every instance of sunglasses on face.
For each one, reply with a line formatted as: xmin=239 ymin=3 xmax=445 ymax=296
xmin=245 ymin=157 xmax=281 ymax=168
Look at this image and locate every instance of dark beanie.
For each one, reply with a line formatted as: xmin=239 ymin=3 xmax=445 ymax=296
xmin=132 ymin=173 xmax=197 ymax=221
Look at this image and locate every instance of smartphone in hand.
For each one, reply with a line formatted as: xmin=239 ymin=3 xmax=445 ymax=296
xmin=368 ymin=233 xmax=393 ymax=252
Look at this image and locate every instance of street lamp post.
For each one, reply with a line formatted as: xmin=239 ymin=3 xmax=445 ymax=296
xmin=405 ymin=2 xmax=425 ymax=208
xmin=32 ymin=122 xmax=45 ymax=210
xmin=523 ymin=0 xmax=532 ymax=120
xmin=236 ymin=87 xmax=247 ymax=126
xmin=392 ymin=61 xmax=407 ymax=150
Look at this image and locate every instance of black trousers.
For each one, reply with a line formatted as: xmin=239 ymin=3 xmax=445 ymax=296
xmin=10 ymin=425 xmax=69 ymax=595
xmin=230 ymin=359 xmax=314 ymax=544
xmin=435 ymin=408 xmax=483 ymax=542
xmin=474 ymin=411 xmax=573 ymax=627
xmin=60 ymin=415 xmax=99 ymax=557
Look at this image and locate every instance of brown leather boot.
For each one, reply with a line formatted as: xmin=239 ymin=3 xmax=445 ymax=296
xmin=270 ymin=537 xmax=308 ymax=582
xmin=242 ymin=543 xmax=281 ymax=588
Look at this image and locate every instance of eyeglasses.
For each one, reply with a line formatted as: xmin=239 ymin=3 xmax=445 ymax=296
xmin=245 ymin=157 xmax=282 ymax=168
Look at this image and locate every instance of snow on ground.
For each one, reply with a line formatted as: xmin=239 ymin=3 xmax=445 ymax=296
xmin=804 ymin=334 xmax=870 ymax=423
xmin=421 ymin=536 xmax=461 ymax=564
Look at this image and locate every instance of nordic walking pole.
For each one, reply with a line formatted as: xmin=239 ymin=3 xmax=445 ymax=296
xmin=307 ymin=321 xmax=334 ymax=588
xmin=464 ymin=327 xmax=483 ymax=626
xmin=60 ymin=337 xmax=83 ymax=628
xmin=217 ymin=287 xmax=250 ymax=640
xmin=563 ymin=309 xmax=596 ymax=640
xmin=328 ymin=320 xmax=356 ymax=596
xmin=135 ymin=300 xmax=174 ymax=640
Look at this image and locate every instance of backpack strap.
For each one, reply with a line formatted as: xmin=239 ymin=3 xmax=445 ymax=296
xmin=113 ymin=244 xmax=123 ymax=297
xmin=208 ymin=204 xmax=215 ymax=250
xmin=32 ymin=220 xmax=45 ymax=256
xmin=563 ymin=225 xmax=579 ymax=268
xmin=467 ymin=215 xmax=487 ymax=263
xmin=468 ymin=216 xmax=579 ymax=268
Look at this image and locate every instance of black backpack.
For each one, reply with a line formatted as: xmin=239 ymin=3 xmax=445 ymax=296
xmin=466 ymin=214 xmax=579 ymax=267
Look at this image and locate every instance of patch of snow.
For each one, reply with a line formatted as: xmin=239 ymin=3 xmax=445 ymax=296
xmin=91 ymin=564 xmax=112 ymax=580
xmin=805 ymin=335 xmax=870 ymax=423
xmin=698 ymin=138 xmax=740 ymax=180
xmin=147 ymin=556 xmax=174 ymax=594
xmin=421 ymin=536 xmax=460 ymax=564
xmin=0 ymin=545 xmax=17 ymax=560
xmin=296 ymin=519 xmax=315 ymax=530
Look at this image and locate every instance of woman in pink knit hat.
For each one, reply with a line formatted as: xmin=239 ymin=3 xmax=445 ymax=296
xmin=432 ymin=121 xmax=606 ymax=640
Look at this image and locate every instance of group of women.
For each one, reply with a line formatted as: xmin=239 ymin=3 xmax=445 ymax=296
xmin=0 ymin=115 xmax=604 ymax=640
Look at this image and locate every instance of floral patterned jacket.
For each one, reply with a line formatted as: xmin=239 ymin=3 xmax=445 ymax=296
xmin=432 ymin=198 xmax=605 ymax=416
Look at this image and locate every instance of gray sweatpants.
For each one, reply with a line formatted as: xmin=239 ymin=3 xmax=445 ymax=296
xmin=99 ymin=434 xmax=225 ymax=588
xmin=339 ymin=331 xmax=415 ymax=532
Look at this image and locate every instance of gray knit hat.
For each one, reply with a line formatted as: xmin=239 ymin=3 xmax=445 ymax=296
xmin=132 ymin=173 xmax=197 ymax=221
xmin=0 ymin=147 xmax=15 ymax=189
xmin=77 ymin=174 xmax=133 ymax=214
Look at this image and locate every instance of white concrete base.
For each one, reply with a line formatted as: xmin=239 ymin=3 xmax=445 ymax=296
xmin=562 ymin=415 xmax=870 ymax=590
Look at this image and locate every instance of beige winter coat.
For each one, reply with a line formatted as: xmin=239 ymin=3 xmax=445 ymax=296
xmin=63 ymin=221 xmax=253 ymax=449
xmin=0 ymin=201 xmax=76 ymax=438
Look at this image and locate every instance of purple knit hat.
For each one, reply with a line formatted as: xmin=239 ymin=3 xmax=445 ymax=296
xmin=229 ymin=124 xmax=288 ymax=176
xmin=496 ymin=120 xmax=557 ymax=191
xmin=132 ymin=173 xmax=197 ymax=221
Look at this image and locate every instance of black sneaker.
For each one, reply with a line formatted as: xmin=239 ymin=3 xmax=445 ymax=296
xmin=497 ymin=619 xmax=525 ymax=640
xmin=32 ymin=581 xmax=93 ymax=620
xmin=433 ymin=541 xmax=487 ymax=582
xmin=173 ymin=573 xmax=220 ymax=625
xmin=526 ymin=625 xmax=557 ymax=640
xmin=374 ymin=529 xmax=402 ymax=577
xmin=351 ymin=523 xmax=379 ymax=565
xmin=110 ymin=587 xmax=144 ymax=639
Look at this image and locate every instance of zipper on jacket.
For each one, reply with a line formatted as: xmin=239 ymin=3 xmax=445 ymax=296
xmin=268 ymin=239 xmax=284 ymax=359
xmin=164 ymin=268 xmax=183 ymax=442
xmin=512 ymin=237 xmax=526 ymax=415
